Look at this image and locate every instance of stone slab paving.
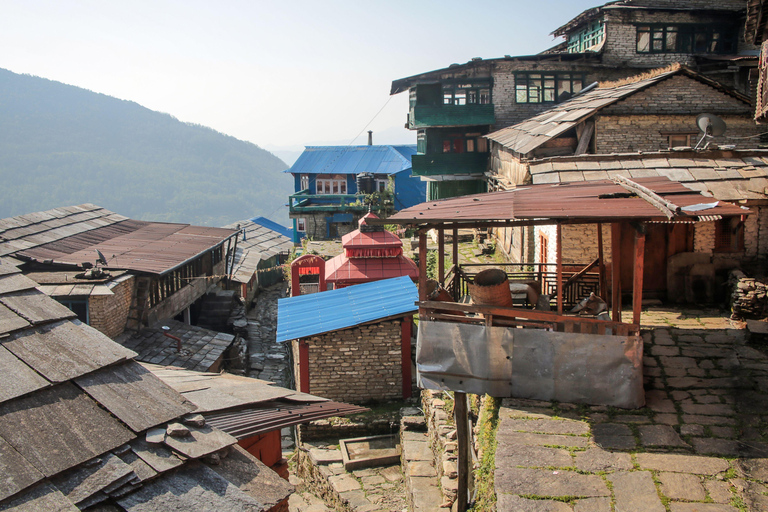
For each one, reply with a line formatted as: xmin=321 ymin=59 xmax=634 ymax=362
xmin=495 ymin=308 xmax=768 ymax=511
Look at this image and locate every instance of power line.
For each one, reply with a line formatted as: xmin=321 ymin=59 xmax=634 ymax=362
xmin=348 ymin=95 xmax=394 ymax=146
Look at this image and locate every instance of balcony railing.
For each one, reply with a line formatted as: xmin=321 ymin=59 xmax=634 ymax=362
xmin=408 ymin=104 xmax=495 ymax=129
xmin=427 ymin=261 xmax=638 ymax=337
xmin=411 ymin=152 xmax=489 ymax=177
xmin=289 ymin=190 xmax=376 ymax=214
xmin=446 ymin=262 xmax=601 ymax=309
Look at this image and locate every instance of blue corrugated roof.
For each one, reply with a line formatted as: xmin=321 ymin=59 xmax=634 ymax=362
xmin=249 ymin=216 xmax=293 ymax=239
xmin=276 ymin=276 xmax=418 ymax=343
xmin=284 ymin=145 xmax=416 ymax=176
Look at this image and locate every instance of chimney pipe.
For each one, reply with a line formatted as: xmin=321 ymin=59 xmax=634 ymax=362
xmin=367 ymin=130 xmax=373 ymax=146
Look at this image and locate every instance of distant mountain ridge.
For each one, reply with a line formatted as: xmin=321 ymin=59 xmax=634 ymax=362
xmin=0 ymin=68 xmax=292 ymax=226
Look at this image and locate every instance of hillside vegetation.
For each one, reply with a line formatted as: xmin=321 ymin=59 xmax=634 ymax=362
xmin=0 ymin=68 xmax=292 ymax=226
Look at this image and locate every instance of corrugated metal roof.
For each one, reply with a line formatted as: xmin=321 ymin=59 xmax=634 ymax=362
xmin=383 ymin=177 xmax=748 ymax=226
xmin=276 ymin=276 xmax=418 ymax=342
xmin=285 ymin=145 xmax=415 ymax=176
xmin=485 ymin=67 xmax=750 ymax=156
xmin=1 ymin=205 xmax=237 ymax=275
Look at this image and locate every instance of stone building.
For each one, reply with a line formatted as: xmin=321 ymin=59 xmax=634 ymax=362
xmin=277 ymin=276 xmax=418 ymax=404
xmin=389 ymin=0 xmax=757 ymax=201
xmin=481 ymin=66 xmax=766 ymax=301
xmin=0 ymin=204 xmax=238 ymax=339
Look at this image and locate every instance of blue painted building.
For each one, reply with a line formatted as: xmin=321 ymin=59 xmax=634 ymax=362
xmin=285 ymin=145 xmax=426 ymax=242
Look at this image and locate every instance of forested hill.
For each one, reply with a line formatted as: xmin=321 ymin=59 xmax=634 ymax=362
xmin=0 ymin=68 xmax=293 ymax=226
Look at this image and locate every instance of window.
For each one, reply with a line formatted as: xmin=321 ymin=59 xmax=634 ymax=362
xmin=374 ymin=176 xmax=390 ymax=193
xmin=636 ymin=24 xmax=737 ymax=54
xmin=715 ymin=217 xmax=744 ymax=252
xmin=57 ymin=298 xmax=89 ymax=324
xmin=664 ymin=133 xmax=697 ymax=148
xmin=316 ymin=175 xmax=347 ymax=195
xmin=441 ymin=133 xmax=489 ymax=153
xmin=297 ymin=218 xmax=306 ymax=232
xmin=300 ymin=174 xmax=309 ymax=190
xmin=515 ymin=73 xmax=585 ymax=103
xmin=442 ymin=80 xmax=492 ymax=106
xmin=567 ymin=20 xmax=605 ymax=53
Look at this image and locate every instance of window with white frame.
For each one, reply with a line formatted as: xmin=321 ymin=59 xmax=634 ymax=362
xmin=374 ymin=176 xmax=389 ymax=193
xmin=315 ymin=174 xmax=347 ymax=195
xmin=300 ymin=174 xmax=309 ymax=190
xmin=297 ymin=218 xmax=306 ymax=232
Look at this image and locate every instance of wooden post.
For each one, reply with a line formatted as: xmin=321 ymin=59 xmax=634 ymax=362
xmin=453 ymin=227 xmax=459 ymax=268
xmin=299 ymin=341 xmax=310 ymax=393
xmin=419 ymin=229 xmax=427 ymax=301
xmin=401 ymin=316 xmax=413 ymax=399
xmin=611 ymin=223 xmax=622 ymax=323
xmin=438 ymin=227 xmax=445 ymax=283
xmin=633 ymin=226 xmax=646 ymax=326
xmin=597 ymin=223 xmax=606 ymax=298
xmin=556 ymin=223 xmax=563 ymax=315
xmin=455 ymin=391 xmax=470 ymax=512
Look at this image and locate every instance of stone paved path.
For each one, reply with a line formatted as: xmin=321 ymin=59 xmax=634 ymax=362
xmin=495 ymin=308 xmax=768 ymax=511
xmin=246 ymin=284 xmax=291 ymax=387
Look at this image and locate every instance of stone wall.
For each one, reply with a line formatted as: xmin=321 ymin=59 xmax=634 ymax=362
xmin=729 ymin=270 xmax=768 ymax=319
xmin=595 ymin=115 xmax=762 ymax=153
xmin=296 ymin=319 xmax=404 ymax=404
xmin=601 ymin=9 xmax=758 ymax=70
xmin=89 ymin=274 xmax=134 ymax=339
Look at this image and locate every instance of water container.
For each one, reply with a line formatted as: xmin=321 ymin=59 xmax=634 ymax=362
xmin=356 ymin=173 xmax=374 ymax=194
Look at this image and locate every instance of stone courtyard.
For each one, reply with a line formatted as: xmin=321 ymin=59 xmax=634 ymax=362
xmin=495 ymin=307 xmax=768 ymax=511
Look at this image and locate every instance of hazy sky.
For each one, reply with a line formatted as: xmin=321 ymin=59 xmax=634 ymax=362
xmin=1 ymin=1 xmax=602 ymax=153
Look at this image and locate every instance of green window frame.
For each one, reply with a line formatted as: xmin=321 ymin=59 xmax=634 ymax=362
xmin=636 ymin=24 xmax=737 ymax=54
xmin=515 ymin=73 xmax=585 ymax=104
xmin=567 ymin=20 xmax=605 ymax=53
xmin=441 ymin=80 xmax=492 ymax=106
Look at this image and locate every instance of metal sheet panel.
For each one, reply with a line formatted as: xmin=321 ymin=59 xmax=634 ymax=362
xmin=75 ymin=361 xmax=195 ymax=433
xmin=287 ymin=145 xmax=414 ymax=176
xmin=416 ymin=320 xmax=644 ymax=409
xmin=276 ymin=276 xmax=418 ymax=342
xmin=0 ymin=383 xmax=135 ymax=477
xmin=4 ymin=320 xmax=136 ymax=383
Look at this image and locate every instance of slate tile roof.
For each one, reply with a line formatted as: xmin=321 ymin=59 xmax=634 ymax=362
xmin=485 ymin=67 xmax=750 ymax=157
xmin=222 ymin=218 xmax=293 ymax=285
xmin=0 ymin=256 xmax=293 ymax=510
xmin=527 ymin=149 xmax=768 ymax=201
xmin=115 ymin=319 xmax=236 ymax=372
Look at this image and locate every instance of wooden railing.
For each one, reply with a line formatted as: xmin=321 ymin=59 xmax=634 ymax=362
xmin=418 ymin=301 xmax=640 ymax=337
xmin=446 ymin=262 xmax=600 ymax=309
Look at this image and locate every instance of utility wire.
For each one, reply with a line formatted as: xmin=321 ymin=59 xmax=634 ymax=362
xmin=348 ymin=95 xmax=393 ymax=146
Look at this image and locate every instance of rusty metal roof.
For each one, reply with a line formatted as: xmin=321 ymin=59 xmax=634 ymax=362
xmin=485 ymin=67 xmax=750 ymax=157
xmin=0 ymin=204 xmax=237 ymax=275
xmin=527 ymin=149 xmax=768 ymax=201
xmin=383 ymin=176 xmax=749 ymax=227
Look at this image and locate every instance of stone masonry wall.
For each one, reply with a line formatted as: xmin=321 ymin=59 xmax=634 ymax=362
xmin=89 ymin=274 xmax=134 ymax=339
xmin=291 ymin=212 xmax=361 ymax=241
xmin=601 ymin=10 xmax=757 ymax=69
xmin=595 ymin=115 xmax=762 ymax=153
xmin=300 ymin=320 xmax=403 ymax=404
xmin=601 ymin=75 xmax=752 ymax=116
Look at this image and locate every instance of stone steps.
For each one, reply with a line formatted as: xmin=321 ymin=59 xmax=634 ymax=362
xmin=401 ymin=430 xmax=443 ymax=512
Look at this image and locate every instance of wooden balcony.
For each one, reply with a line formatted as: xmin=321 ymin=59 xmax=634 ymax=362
xmin=289 ymin=190 xmax=380 ymax=214
xmin=411 ymin=152 xmax=489 ymax=177
xmin=408 ymin=104 xmax=495 ymax=129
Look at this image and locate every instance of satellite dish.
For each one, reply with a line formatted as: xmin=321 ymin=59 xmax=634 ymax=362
xmin=696 ymin=113 xmax=727 ymax=137
xmin=694 ymin=113 xmax=727 ymax=150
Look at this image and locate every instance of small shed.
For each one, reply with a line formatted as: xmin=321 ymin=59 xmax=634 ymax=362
xmin=277 ymin=276 xmax=418 ymax=404
xmin=325 ymin=213 xmax=419 ymax=289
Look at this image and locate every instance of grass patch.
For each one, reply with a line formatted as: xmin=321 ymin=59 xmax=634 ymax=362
xmin=470 ymin=395 xmax=501 ymax=511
